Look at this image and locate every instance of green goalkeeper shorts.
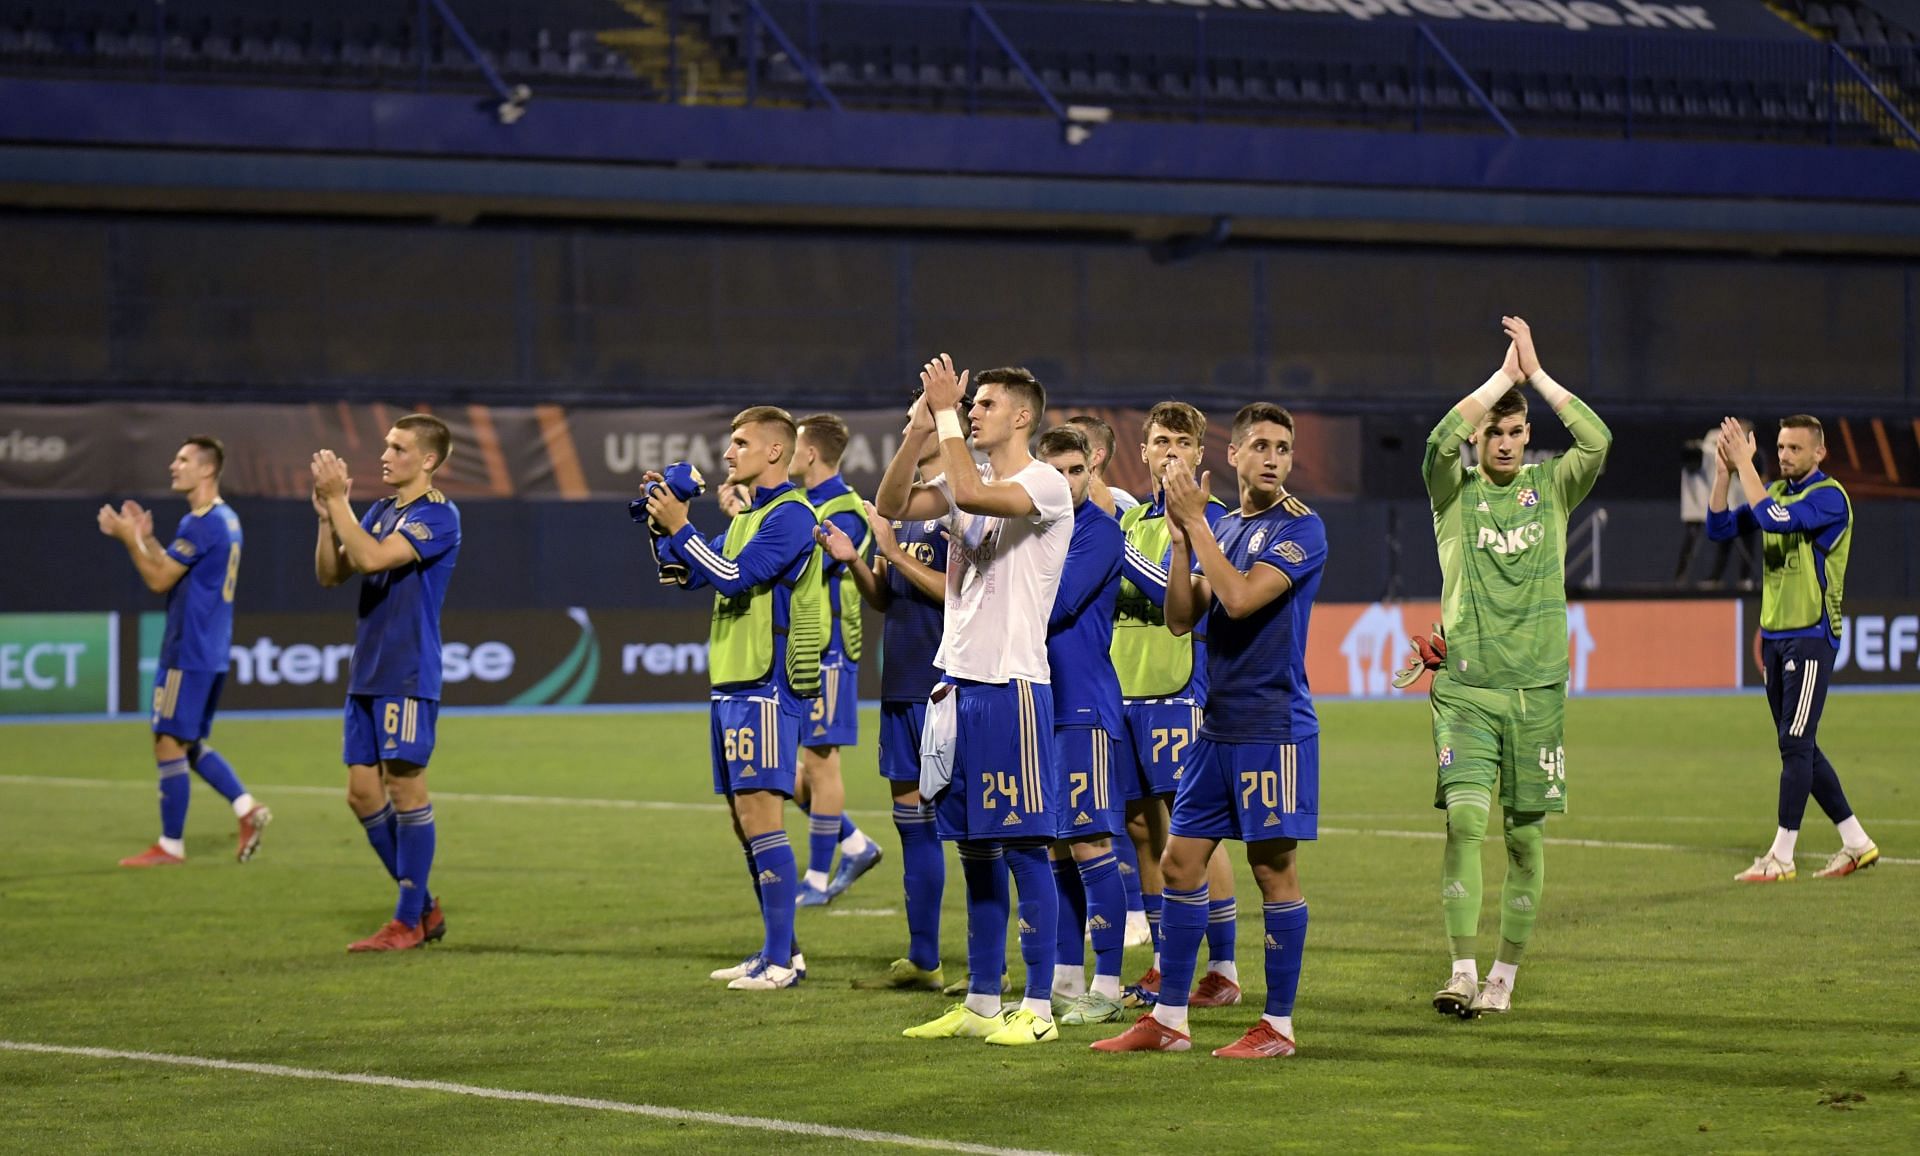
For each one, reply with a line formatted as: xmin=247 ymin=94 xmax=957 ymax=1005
xmin=1429 ymin=674 xmax=1568 ymax=814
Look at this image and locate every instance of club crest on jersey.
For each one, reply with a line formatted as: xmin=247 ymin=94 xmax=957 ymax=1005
xmin=923 ymin=520 xmax=939 ymax=533
xmin=1439 ymin=746 xmax=1454 ymax=767
xmin=1518 ymin=488 xmax=1539 ymax=508
xmin=1275 ymin=540 xmax=1306 ymax=565
xmin=1248 ymin=529 xmax=1267 ymax=555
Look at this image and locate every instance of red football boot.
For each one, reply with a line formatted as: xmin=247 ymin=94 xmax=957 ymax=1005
xmin=1190 ymin=972 xmax=1243 ymax=1007
xmin=421 ymin=899 xmax=446 ymax=944
xmin=1090 ymin=1013 xmax=1192 ymax=1053
xmin=348 ymin=920 xmax=426 ymax=953
xmin=1212 ymin=1021 xmax=1296 ymax=1059
xmin=235 ymin=805 xmax=272 ymax=863
xmin=119 ymin=843 xmax=184 ymax=868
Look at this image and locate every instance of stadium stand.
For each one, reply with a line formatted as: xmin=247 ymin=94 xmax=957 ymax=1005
xmin=0 ymin=0 xmax=1915 ymax=146
xmin=0 ymin=0 xmax=649 ymax=93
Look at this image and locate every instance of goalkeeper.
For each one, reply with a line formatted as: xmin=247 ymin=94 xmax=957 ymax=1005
xmin=1419 ymin=316 xmax=1612 ymax=1019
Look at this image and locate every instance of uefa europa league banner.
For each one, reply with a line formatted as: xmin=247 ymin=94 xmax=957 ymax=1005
xmin=0 ymin=402 xmax=1362 ymax=505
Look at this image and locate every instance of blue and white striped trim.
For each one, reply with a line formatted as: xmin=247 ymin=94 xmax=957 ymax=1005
xmin=1124 ymin=543 xmax=1170 ymax=587
xmin=681 ymin=534 xmax=741 ymax=582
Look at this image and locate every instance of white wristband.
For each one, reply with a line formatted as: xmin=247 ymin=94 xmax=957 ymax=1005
xmin=1470 ymin=371 xmax=1513 ymax=411
xmin=1527 ymin=369 xmax=1571 ymax=408
xmin=935 ymin=409 xmax=965 ymax=443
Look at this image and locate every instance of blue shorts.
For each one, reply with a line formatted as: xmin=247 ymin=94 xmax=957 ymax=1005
xmin=804 ymin=656 xmax=859 ymax=748
xmin=151 ymin=668 xmax=224 ymax=742
xmin=1055 ymin=726 xmax=1126 ymax=840
xmin=710 ymin=692 xmax=801 ymax=797
xmin=1169 ymin=733 xmax=1319 ymax=843
xmin=933 ymin=679 xmax=1058 ymax=842
xmin=878 ymin=699 xmax=926 ymax=783
xmin=343 ymin=694 xmax=440 ymax=768
xmin=1117 ymin=700 xmax=1205 ymax=801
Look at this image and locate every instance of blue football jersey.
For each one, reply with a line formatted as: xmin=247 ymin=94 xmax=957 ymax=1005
xmin=350 ymin=490 xmax=462 ymax=700
xmin=159 ymin=501 xmax=242 ymax=672
xmin=880 ymin=517 xmax=947 ymax=703
xmin=1048 ymin=499 xmax=1124 ymax=734
xmin=1201 ymin=495 xmax=1327 ymax=744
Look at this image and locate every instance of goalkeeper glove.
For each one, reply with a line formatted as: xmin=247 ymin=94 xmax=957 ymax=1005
xmin=1390 ymin=622 xmax=1447 ymax=690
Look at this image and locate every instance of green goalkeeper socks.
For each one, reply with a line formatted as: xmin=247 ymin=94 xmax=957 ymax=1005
xmin=1497 ymin=811 xmax=1547 ymax=964
xmin=1441 ymin=788 xmax=1491 ymax=960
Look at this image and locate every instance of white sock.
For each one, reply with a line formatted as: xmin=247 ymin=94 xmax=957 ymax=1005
xmin=1151 ymin=951 xmax=1161 ymax=970
xmin=1768 ymin=827 xmax=1799 ymax=863
xmin=1262 ymin=1013 xmax=1294 ymax=1039
xmin=1091 ymin=974 xmax=1122 ymax=1000
xmin=839 ymin=830 xmax=872 ymax=856
xmin=1020 ymin=996 xmax=1053 ymax=1021
xmin=158 ymin=836 xmax=185 ymax=858
xmin=1836 ymin=815 xmax=1872 ymax=851
xmin=804 ymin=869 xmax=829 ymax=891
xmin=1149 ymin=1003 xmax=1189 ymax=1032
xmin=1488 ymin=960 xmax=1518 ymax=988
xmin=1452 ymin=957 xmax=1479 ymax=985
xmin=231 ymin=793 xmax=256 ymax=818
xmin=1052 ymin=965 xmax=1085 ymax=999
xmin=964 ymin=993 xmax=1000 ymax=1018
xmin=1206 ymin=960 xmax=1239 ymax=983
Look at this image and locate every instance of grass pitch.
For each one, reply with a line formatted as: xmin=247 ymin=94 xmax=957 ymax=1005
xmin=2 ymin=695 xmax=1917 ymax=1154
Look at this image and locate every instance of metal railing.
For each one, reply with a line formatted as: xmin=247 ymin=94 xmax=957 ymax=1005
xmin=1568 ymin=508 xmax=1610 ymax=591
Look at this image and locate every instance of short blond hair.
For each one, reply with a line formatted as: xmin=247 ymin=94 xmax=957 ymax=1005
xmin=732 ymin=406 xmax=797 ymax=465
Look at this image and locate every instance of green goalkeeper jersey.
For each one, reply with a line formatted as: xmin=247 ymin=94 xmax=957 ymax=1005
xmin=1422 ymin=396 xmax=1612 ymax=690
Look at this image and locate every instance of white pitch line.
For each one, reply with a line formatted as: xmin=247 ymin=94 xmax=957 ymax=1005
xmin=2 ymin=775 xmax=1912 ymax=864
xmin=0 ymin=1041 xmax=1068 ymax=1156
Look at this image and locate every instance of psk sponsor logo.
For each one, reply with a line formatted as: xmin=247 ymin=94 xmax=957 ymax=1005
xmin=170 ymin=538 xmax=197 ymax=558
xmin=1439 ymin=746 xmax=1454 ymax=767
xmin=1276 ymin=540 xmax=1305 ymax=564
xmin=402 ymin=520 xmax=432 ymax=541
xmin=1518 ymin=488 xmax=1539 ymax=508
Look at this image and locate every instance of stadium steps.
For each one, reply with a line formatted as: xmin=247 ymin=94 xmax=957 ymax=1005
xmin=604 ymin=0 xmax=748 ymax=105
xmin=1767 ymin=0 xmax=1920 ymax=149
